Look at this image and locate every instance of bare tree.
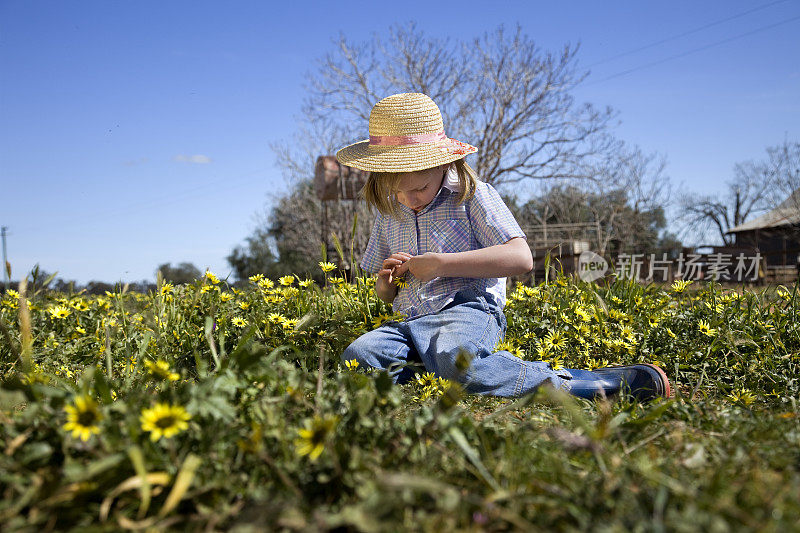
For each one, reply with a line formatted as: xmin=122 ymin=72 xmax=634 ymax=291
xmin=760 ymin=140 xmax=800 ymax=212
xmin=288 ymin=22 xmax=616 ymax=188
xmin=521 ymin=145 xmax=671 ymax=255
xmin=677 ymin=141 xmax=799 ymax=247
xmin=247 ymin=23 xmax=620 ymax=276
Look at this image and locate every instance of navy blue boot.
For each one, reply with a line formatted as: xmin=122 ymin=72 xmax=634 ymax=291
xmin=563 ymin=364 xmax=671 ymax=401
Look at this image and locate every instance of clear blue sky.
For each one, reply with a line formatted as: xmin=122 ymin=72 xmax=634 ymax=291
xmin=1 ymin=0 xmax=798 ymax=284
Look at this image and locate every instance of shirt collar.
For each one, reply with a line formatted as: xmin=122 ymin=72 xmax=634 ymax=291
xmin=441 ymin=163 xmax=461 ymax=193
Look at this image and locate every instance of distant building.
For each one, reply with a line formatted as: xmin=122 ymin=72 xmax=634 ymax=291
xmin=726 ymin=188 xmax=800 ymax=279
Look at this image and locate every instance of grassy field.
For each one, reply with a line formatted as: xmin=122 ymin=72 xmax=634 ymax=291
xmin=0 ymin=270 xmax=798 ymax=531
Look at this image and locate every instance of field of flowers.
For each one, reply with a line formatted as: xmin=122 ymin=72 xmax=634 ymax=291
xmin=1 ymin=266 xmax=799 ymax=531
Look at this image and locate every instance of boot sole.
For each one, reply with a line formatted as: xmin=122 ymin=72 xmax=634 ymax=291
xmin=599 ymin=363 xmax=672 ymax=400
xmin=639 ymin=363 xmax=672 ymax=398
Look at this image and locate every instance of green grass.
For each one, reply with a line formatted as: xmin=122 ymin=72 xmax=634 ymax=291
xmin=0 ymin=273 xmax=798 ymax=531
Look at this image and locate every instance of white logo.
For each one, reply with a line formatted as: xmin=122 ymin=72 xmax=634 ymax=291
xmin=578 ymin=251 xmax=608 ymax=282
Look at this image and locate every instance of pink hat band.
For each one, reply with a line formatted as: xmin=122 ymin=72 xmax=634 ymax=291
xmin=369 ymin=130 xmax=447 ymax=146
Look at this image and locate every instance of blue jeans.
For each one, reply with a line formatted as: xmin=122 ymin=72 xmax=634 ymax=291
xmin=342 ymin=288 xmax=577 ymax=398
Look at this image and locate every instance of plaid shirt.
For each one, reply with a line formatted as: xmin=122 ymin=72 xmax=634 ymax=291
xmin=360 ymin=166 xmax=526 ymax=319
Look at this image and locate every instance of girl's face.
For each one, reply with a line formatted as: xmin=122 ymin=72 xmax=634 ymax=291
xmin=394 ymin=164 xmax=446 ymax=213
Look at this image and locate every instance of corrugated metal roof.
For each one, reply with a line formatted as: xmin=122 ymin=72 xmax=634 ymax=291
xmin=727 ymin=188 xmax=800 ymax=233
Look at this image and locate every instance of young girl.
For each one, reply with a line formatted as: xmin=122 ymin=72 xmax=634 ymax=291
xmin=336 ymin=93 xmax=670 ymax=400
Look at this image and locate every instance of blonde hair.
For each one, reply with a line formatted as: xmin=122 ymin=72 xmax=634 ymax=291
xmin=361 ymin=158 xmax=479 ymax=218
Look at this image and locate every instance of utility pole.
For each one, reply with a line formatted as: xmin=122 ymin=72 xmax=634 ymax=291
xmin=1 ymin=226 xmax=8 ymax=290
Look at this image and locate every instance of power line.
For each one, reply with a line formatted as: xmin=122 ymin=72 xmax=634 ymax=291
xmin=584 ymin=13 xmax=800 ymax=86
xmin=586 ymin=0 xmax=791 ymax=68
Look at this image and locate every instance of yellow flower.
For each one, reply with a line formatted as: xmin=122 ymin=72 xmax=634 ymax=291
xmin=248 ymin=274 xmax=264 ymax=283
xmin=299 ymin=279 xmax=314 ymax=288
xmin=295 ymin=415 xmax=339 ymax=461
xmin=671 ymin=280 xmax=693 ymax=293
xmin=549 ymin=353 xmax=565 ymax=370
xmin=647 ymin=315 xmax=660 ymax=328
xmin=496 ymin=339 xmax=524 ymax=357
xmin=63 ymin=395 xmax=102 ymax=442
xmin=205 ymin=270 xmax=220 ymax=284
xmin=232 ymin=317 xmax=247 ymax=328
xmin=776 ymin=287 xmax=791 ymax=301
xmin=393 ymin=276 xmax=408 ymax=289
xmin=282 ymin=287 xmax=300 ymax=299
xmin=344 ymin=359 xmax=360 ymax=370
xmin=279 ymin=275 xmax=295 ymax=286
xmin=542 ymin=331 xmax=567 ymax=352
xmin=144 ymin=359 xmax=180 ymax=381
xmin=238 ymin=301 xmax=251 ymax=310
xmin=268 ymin=313 xmax=286 ymax=324
xmin=372 ymin=313 xmax=390 ymax=328
xmin=6 ymin=289 xmax=19 ymax=300
xmin=281 ymin=318 xmax=299 ymax=331
xmin=574 ymin=307 xmax=591 ymax=322
xmin=620 ymin=325 xmax=636 ymax=342
xmin=727 ymin=388 xmax=756 ymax=407
xmin=416 ymin=372 xmax=438 ymax=387
xmin=160 ymin=283 xmax=174 ymax=296
xmin=698 ymin=320 xmax=716 ymax=337
xmin=220 ymin=292 xmax=233 ymax=302
xmin=257 ymin=278 xmax=275 ymax=290
xmin=70 ymin=300 xmax=90 ymax=311
xmin=140 ymin=403 xmax=191 ymax=441
xmin=318 ymin=261 xmax=336 ymax=273
xmin=48 ymin=305 xmax=71 ymax=319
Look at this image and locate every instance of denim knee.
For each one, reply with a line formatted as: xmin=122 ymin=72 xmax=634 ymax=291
xmin=341 ymin=339 xmax=365 ymax=365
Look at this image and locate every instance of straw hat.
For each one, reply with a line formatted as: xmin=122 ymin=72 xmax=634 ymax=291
xmin=335 ymin=93 xmax=477 ymax=173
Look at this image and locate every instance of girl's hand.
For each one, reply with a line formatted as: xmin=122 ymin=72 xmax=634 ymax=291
xmin=393 ymin=252 xmax=443 ymax=282
xmin=378 ymin=252 xmax=413 ymax=286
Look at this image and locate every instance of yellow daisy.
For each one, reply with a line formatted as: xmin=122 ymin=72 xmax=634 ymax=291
xmin=295 ymin=415 xmax=339 ymax=461
xmin=144 ymin=359 xmax=180 ymax=382
xmin=48 ymin=305 xmax=71 ymax=319
xmin=232 ymin=317 xmax=247 ymax=328
xmin=416 ymin=372 xmax=438 ymax=387
xmin=63 ymin=395 xmax=102 ymax=442
xmin=372 ymin=313 xmax=390 ymax=328
xmin=318 ymin=261 xmax=336 ymax=273
xmin=281 ymin=318 xmax=299 ymax=331
xmin=543 ymin=331 xmax=567 ymax=352
xmin=204 ymin=270 xmax=220 ymax=285
xmin=70 ymin=300 xmax=90 ymax=311
xmin=344 ymin=359 xmax=360 ymax=371
xmin=671 ymin=279 xmax=693 ymax=293
xmin=267 ymin=313 xmax=286 ymax=324
xmin=279 ymin=275 xmax=295 ymax=286
xmin=698 ymin=320 xmax=717 ymax=337
xmin=140 ymin=403 xmax=191 ymax=441
xmin=574 ymin=307 xmax=591 ymax=322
